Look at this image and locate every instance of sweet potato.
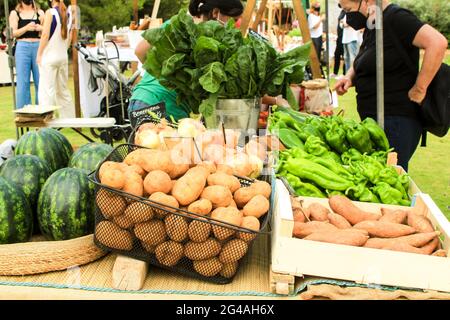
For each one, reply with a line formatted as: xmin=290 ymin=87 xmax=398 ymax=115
xmin=187 ymin=199 xmax=213 ymax=216
xmin=304 ymin=229 xmax=369 ymax=247
xmin=172 ymin=167 xmax=207 ymax=206
xmin=407 ymin=212 xmax=434 ymax=232
xmin=421 ymin=238 xmax=441 ymax=255
xmin=101 ymin=169 xmax=125 ymax=190
xmin=432 ymin=249 xmax=448 ymax=257
xmin=143 ymin=170 xmax=172 ymax=195
xmin=201 ymin=185 xmax=233 ymax=208
xmin=353 ymin=221 xmax=416 ymax=238
xmin=328 ymin=213 xmax=352 ymax=229
xmin=329 ymin=195 xmax=381 ymax=225
xmin=207 ymin=172 xmax=241 ymax=193
xmin=381 ymin=242 xmax=426 ymax=254
xmin=364 ymin=231 xmax=441 ymax=249
xmin=292 ymin=221 xmax=338 ymax=239
xmin=308 ymin=203 xmax=330 ymax=222
xmin=291 ymin=197 xmax=310 ymax=223
xmin=379 ymin=208 xmax=408 ymax=224
xmin=242 ymin=195 xmax=270 ymax=218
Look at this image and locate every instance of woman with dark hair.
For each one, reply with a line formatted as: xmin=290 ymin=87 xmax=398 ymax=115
xmin=9 ymin=0 xmax=45 ymax=109
xmin=37 ymin=0 xmax=74 ymax=118
xmin=130 ymin=0 xmax=245 ymax=121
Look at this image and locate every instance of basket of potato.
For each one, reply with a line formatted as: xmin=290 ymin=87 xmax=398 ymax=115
xmin=89 ymin=144 xmax=273 ymax=284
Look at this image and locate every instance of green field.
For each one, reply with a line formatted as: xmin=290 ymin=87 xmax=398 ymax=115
xmin=0 ymin=59 xmax=449 ymax=219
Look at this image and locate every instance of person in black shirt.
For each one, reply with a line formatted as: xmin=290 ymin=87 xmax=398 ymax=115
xmin=332 ymin=9 xmax=347 ymax=77
xmin=334 ymin=0 xmax=448 ymax=171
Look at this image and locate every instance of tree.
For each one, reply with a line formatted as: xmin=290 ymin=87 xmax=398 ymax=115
xmin=139 ymin=0 xmax=188 ymax=21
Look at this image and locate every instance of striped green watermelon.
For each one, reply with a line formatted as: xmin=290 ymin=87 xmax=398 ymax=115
xmin=69 ymin=143 xmax=113 ymax=173
xmin=15 ymin=128 xmax=73 ymax=173
xmin=37 ymin=168 xmax=95 ymax=240
xmin=0 ymin=177 xmax=33 ymax=244
xmin=0 ymin=155 xmax=51 ymax=231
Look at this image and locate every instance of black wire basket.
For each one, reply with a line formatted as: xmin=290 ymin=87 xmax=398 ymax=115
xmin=89 ymin=144 xmax=274 ymax=284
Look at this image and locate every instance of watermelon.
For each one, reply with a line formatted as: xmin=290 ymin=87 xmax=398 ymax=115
xmin=37 ymin=168 xmax=95 ymax=240
xmin=0 ymin=177 xmax=33 ymax=244
xmin=69 ymin=143 xmax=113 ymax=173
xmin=15 ymin=128 xmax=73 ymax=173
xmin=0 ymin=155 xmax=51 ymax=231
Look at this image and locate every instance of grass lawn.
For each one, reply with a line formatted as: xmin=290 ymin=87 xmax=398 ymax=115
xmin=0 ymin=58 xmax=449 ymax=219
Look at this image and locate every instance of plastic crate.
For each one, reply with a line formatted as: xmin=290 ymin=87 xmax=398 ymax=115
xmin=89 ymin=144 xmax=274 ymax=284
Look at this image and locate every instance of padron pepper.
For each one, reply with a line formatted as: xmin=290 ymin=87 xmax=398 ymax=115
xmin=346 ymin=123 xmax=373 ymax=154
xmin=284 ymin=157 xmax=354 ymax=191
xmin=305 ymin=136 xmax=329 ymax=156
xmin=325 ymin=123 xmax=350 ymax=155
xmin=362 ymin=117 xmax=390 ymax=151
xmin=285 ymin=173 xmax=326 ymax=198
xmin=341 ymin=148 xmax=363 ymax=165
xmin=372 ymin=182 xmax=411 ymax=206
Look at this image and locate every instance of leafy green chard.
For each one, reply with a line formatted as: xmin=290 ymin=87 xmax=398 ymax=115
xmin=142 ymin=9 xmax=311 ymax=120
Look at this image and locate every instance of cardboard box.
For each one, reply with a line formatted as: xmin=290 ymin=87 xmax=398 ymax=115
xmin=271 ymin=179 xmax=450 ymax=293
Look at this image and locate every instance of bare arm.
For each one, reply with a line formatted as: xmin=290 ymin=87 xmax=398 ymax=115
xmin=135 ymin=39 xmax=151 ymax=64
xmin=36 ymin=10 xmax=52 ymax=64
xmin=9 ymin=11 xmax=33 ymax=38
xmin=334 ymin=67 xmax=356 ymax=96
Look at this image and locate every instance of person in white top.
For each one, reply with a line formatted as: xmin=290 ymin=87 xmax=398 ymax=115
xmin=36 ymin=0 xmax=74 ymax=118
xmin=340 ymin=15 xmax=360 ymax=71
xmin=308 ymin=2 xmax=325 ymax=62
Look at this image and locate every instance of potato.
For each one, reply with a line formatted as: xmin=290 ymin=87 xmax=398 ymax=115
xmin=113 ymin=215 xmax=134 ymax=229
xmin=144 ymin=170 xmax=172 ymax=195
xmin=251 ymin=181 xmax=272 ymax=199
xmin=216 ymin=164 xmax=234 ymax=175
xmin=193 ymin=257 xmax=223 ymax=277
xmin=201 ymin=185 xmax=233 ymax=208
xmin=242 ymin=195 xmax=270 ymax=218
xmin=95 ymin=221 xmax=133 ymax=251
xmin=165 ymin=214 xmax=189 ymax=242
xmin=188 ymin=199 xmax=213 ymax=216
xmin=140 ymin=150 xmax=175 ymax=175
xmin=245 ymin=140 xmax=267 ymax=161
xmin=234 ymin=187 xmax=256 ymax=208
xmin=123 ymin=149 xmax=154 ymax=166
xmin=167 ymin=151 xmax=190 ymax=179
xmin=99 ymin=161 xmax=122 ymax=180
xmin=211 ymin=207 xmax=243 ymax=240
xmin=101 ymin=169 xmax=125 ymax=189
xmin=219 ymin=239 xmax=249 ymax=264
xmin=184 ymin=238 xmax=222 ymax=261
xmin=155 ymin=241 xmax=184 ymax=267
xmin=188 ymin=219 xmax=212 ymax=243
xmin=172 ymin=167 xmax=208 ymax=206
xmin=126 ymin=164 xmax=146 ymax=177
xmin=220 ymin=261 xmax=239 ymax=278
xmin=228 ymin=199 xmax=237 ymax=208
xmin=124 ymin=202 xmax=154 ymax=224
xmin=207 ymin=173 xmax=241 ymax=193
xmin=141 ymin=241 xmax=156 ymax=253
xmin=96 ymin=189 xmax=127 ymax=219
xmin=149 ymin=192 xmax=180 ymax=218
xmin=134 ymin=220 xmax=167 ymax=245
xmin=122 ymin=175 xmax=144 ymax=198
xmin=237 ymin=216 xmax=260 ymax=242
xmin=197 ymin=161 xmax=217 ymax=174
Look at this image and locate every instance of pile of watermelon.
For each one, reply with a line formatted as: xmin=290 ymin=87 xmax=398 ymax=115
xmin=0 ymin=128 xmax=113 ymax=244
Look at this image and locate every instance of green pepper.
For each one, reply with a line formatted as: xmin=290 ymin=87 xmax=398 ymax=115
xmin=346 ymin=123 xmax=373 ymax=154
xmin=372 ymin=182 xmax=411 ymax=206
xmin=307 ymin=117 xmax=328 ymax=135
xmin=356 ymin=162 xmax=382 ymax=185
xmin=341 ymin=148 xmax=363 ymax=165
xmin=302 ymin=124 xmax=325 ymax=142
xmin=284 ymin=157 xmax=354 ymax=191
xmin=305 ymin=136 xmax=329 ymax=156
xmin=325 ymin=124 xmax=350 ymax=155
xmin=324 ymin=151 xmax=343 ymax=164
xmin=285 ymin=173 xmax=326 ymax=198
xmin=277 ymin=128 xmax=305 ymax=149
xmin=326 ymin=190 xmax=345 ymax=197
xmin=275 ymin=107 xmax=310 ymax=124
xmin=376 ymin=166 xmax=400 ymax=186
xmin=359 ymin=188 xmax=380 ymax=203
xmin=362 ymin=117 xmax=390 ymax=151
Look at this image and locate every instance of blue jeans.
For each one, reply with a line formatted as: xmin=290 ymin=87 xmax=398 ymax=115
xmin=15 ymin=41 xmax=40 ymax=109
xmin=344 ymin=41 xmax=359 ymax=70
xmin=363 ymin=115 xmax=422 ymax=172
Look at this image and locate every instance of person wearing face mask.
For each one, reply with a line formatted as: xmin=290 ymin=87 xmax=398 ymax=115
xmin=334 ymin=0 xmax=447 ymax=171
xmin=308 ymin=2 xmax=325 ymax=63
xmin=9 ymin=0 xmax=45 ymax=109
xmin=36 ymin=0 xmax=74 ymax=118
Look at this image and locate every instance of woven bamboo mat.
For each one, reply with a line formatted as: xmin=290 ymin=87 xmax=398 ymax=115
xmin=0 ymin=234 xmax=277 ymax=298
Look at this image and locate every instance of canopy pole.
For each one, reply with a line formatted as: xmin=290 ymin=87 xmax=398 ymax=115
xmin=240 ymin=0 xmax=257 ymax=36
xmin=325 ymin=0 xmax=330 ymax=82
xmin=4 ymin=0 xmax=19 ymax=139
xmin=71 ymin=0 xmax=81 ymax=118
xmin=251 ymin=0 xmax=268 ymax=31
xmin=376 ymin=0 xmax=384 ymax=128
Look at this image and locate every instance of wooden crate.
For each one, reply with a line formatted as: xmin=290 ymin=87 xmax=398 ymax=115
xmin=271 ymin=179 xmax=450 ymax=295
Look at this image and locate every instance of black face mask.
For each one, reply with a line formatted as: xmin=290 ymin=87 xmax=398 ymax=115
xmin=345 ymin=0 xmax=367 ymax=30
xmin=22 ymin=0 xmax=33 ymax=5
xmin=48 ymin=1 xmax=53 ymax=8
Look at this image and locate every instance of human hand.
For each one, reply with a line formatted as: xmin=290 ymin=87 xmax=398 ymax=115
xmin=26 ymin=22 xmax=36 ymax=32
xmin=34 ymin=24 xmax=43 ymax=32
xmin=334 ymin=76 xmax=353 ymax=96
xmin=275 ymin=95 xmax=291 ymax=108
xmin=36 ymin=54 xmax=42 ymax=66
xmin=408 ymin=84 xmax=427 ymax=105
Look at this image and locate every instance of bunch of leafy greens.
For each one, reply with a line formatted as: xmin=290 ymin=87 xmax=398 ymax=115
xmin=143 ymin=9 xmax=311 ymax=121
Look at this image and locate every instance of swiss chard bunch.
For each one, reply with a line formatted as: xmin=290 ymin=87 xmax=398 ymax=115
xmin=142 ymin=9 xmax=311 ymax=122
